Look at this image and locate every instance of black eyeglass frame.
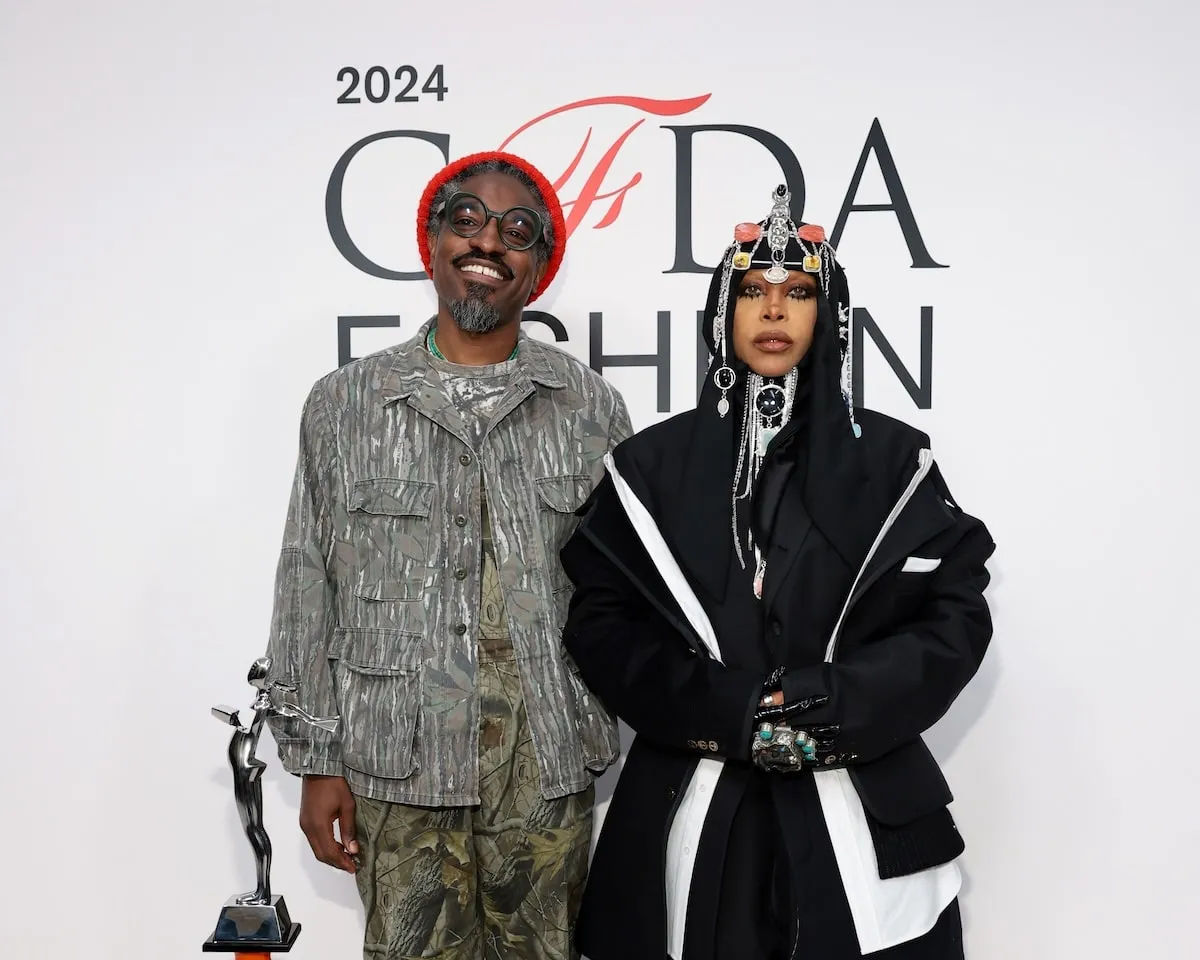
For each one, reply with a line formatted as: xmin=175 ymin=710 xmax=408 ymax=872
xmin=435 ymin=191 xmax=547 ymax=252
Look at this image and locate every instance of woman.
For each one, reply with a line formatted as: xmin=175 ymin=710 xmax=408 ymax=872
xmin=560 ymin=185 xmax=996 ymax=960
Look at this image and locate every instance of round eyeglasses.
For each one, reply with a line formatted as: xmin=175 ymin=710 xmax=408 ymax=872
xmin=436 ymin=192 xmax=546 ymax=252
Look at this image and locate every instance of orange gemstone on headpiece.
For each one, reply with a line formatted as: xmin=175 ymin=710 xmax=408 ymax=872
xmin=798 ymin=224 xmax=826 ymax=242
xmin=734 ymin=222 xmax=762 ymax=242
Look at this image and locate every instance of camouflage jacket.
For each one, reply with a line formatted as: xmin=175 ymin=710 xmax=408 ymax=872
xmin=263 ymin=319 xmax=632 ymax=805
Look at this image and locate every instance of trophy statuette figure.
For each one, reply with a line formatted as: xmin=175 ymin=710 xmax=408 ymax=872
xmin=202 ymin=657 xmax=338 ymax=957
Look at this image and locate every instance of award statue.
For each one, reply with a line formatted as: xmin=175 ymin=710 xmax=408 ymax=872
xmin=203 ymin=657 xmax=338 ymax=956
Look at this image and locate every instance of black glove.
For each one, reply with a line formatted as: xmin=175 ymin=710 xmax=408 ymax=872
xmin=754 ymin=693 xmax=831 ymax=726
xmin=750 ymin=667 xmax=842 ymax=772
xmin=753 ymin=665 xmax=830 ymax=725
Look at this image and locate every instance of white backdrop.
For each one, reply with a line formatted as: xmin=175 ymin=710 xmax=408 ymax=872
xmin=2 ymin=1 xmax=1198 ymax=957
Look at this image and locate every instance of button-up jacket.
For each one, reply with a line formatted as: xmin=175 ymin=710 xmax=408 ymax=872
xmin=263 ymin=320 xmax=632 ymax=805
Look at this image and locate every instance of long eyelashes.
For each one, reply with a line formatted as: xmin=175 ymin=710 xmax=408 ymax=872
xmin=736 ymin=284 xmax=815 ymax=300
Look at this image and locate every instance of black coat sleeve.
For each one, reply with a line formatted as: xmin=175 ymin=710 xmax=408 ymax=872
xmin=779 ymin=495 xmax=996 ymax=765
xmin=560 ymin=486 xmax=766 ymax=763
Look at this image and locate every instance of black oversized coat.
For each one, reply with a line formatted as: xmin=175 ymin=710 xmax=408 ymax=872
xmin=560 ymin=407 xmax=996 ymax=960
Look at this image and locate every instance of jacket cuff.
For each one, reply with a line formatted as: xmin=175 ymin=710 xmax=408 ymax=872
xmin=683 ymin=670 xmax=765 ymax=763
xmin=303 ymin=755 xmax=346 ymax=777
xmin=275 ymin=737 xmax=343 ymax=778
xmin=733 ymin=681 xmax=764 ymax=762
xmin=716 ymin=670 xmax=770 ymax=763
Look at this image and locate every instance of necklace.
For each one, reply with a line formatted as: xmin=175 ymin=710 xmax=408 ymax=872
xmin=427 ymin=326 xmax=518 ymax=362
xmin=731 ymin=368 xmax=799 ymax=599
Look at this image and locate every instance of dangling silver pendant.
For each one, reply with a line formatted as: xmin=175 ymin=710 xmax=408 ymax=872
xmin=714 ymin=364 xmax=736 ymax=419
xmin=759 ymin=426 xmax=778 ymax=456
xmin=754 ymin=383 xmax=786 ymax=418
xmin=754 ymin=382 xmax=785 ymax=453
xmin=764 ymin=264 xmax=789 ymax=284
xmin=753 ymin=554 xmax=767 ymax=599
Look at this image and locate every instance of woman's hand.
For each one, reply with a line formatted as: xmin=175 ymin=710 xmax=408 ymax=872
xmin=754 ymin=689 xmax=829 ymax=726
xmin=751 ymin=674 xmax=841 ymax=772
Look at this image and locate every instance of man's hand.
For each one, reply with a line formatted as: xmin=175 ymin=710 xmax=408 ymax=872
xmin=299 ymin=775 xmax=359 ymax=873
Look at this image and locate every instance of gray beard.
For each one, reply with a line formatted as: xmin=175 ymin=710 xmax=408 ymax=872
xmin=448 ymin=281 xmax=503 ymax=333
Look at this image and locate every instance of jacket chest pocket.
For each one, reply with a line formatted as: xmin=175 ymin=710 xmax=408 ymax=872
xmin=535 ymin=475 xmax=591 ymax=596
xmin=349 ymin=478 xmax=434 ymax=602
xmin=864 ymin=559 xmax=941 ymax=629
xmin=328 ymin=627 xmax=423 ymax=780
xmin=892 ymin=555 xmax=941 ymax=598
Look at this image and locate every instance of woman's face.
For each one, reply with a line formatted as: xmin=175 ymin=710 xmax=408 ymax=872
xmin=731 ymin=268 xmax=819 ymax=378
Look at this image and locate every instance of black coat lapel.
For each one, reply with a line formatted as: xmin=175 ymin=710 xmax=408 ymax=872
xmin=851 ymin=469 xmax=955 ymax=604
xmin=798 ymin=352 xmax=881 ymax=575
xmin=656 ymin=409 xmax=736 ymax=605
xmin=761 ymin=471 xmax=816 ymax=615
xmin=571 ymin=475 xmax=706 ymax=655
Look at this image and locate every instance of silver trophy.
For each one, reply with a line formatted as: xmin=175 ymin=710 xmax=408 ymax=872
xmin=202 ymin=657 xmax=338 ymax=954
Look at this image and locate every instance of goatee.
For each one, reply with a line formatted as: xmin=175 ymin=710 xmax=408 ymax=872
xmin=448 ymin=281 xmax=503 ymax=334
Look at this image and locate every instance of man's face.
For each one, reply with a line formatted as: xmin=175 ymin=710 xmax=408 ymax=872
xmin=428 ymin=171 xmax=549 ymax=333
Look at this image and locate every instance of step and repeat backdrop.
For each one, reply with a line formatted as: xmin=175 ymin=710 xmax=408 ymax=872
xmin=2 ymin=1 xmax=1197 ymax=957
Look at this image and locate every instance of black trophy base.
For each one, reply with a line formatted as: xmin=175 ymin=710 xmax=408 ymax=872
xmin=202 ymin=894 xmax=301 ymax=953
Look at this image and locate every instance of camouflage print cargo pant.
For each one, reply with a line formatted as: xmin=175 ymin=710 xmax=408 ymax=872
xmin=352 ymin=640 xmax=594 ymax=960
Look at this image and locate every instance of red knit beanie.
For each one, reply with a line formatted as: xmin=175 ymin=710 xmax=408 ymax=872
xmin=416 ymin=151 xmax=566 ymax=304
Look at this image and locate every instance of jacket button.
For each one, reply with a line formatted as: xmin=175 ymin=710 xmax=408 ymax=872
xmin=771 ymin=621 xmax=783 ymax=636
xmin=454 ymin=623 xmax=467 ymax=635
xmin=455 ymin=515 xmax=467 ymax=527
xmin=454 ymin=568 xmax=468 ymax=580
xmin=667 ymin=787 xmax=676 ymax=800
xmin=460 ymin=453 xmax=472 ymax=466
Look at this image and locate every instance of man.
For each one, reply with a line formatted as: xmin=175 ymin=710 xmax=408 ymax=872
xmin=262 ymin=150 xmax=632 ymax=960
